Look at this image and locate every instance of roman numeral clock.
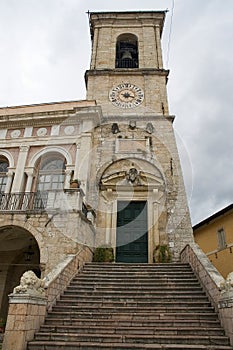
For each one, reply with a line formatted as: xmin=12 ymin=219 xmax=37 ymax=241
xmin=109 ymin=83 xmax=144 ymax=109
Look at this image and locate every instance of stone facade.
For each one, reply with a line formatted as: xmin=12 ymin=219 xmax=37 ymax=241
xmin=0 ymin=10 xmax=194 ymax=328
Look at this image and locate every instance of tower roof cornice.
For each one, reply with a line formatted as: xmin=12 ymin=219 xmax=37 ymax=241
xmin=88 ymin=10 xmax=167 ymax=40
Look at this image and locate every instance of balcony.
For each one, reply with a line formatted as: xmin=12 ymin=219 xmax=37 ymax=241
xmin=0 ymin=191 xmax=95 ymax=222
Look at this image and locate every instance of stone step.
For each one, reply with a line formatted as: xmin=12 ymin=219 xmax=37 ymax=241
xmin=44 ymin=317 xmax=222 ymax=328
xmin=83 ymin=264 xmax=192 ymax=271
xmin=63 ymin=293 xmax=207 ymax=300
xmin=47 ymin=311 xmax=219 ymax=321
xmin=70 ymin=280 xmax=201 ymax=287
xmin=79 ymin=269 xmax=196 ymax=278
xmin=73 ymin=276 xmax=199 ymax=283
xmin=27 ymin=263 xmax=233 ymax=350
xmin=68 ymin=287 xmax=203 ymax=294
xmin=27 ymin=340 xmax=233 ymax=349
xmin=39 ymin=324 xmax=225 ymax=336
xmin=33 ymin=332 xmax=230 ymax=346
xmin=57 ymin=296 xmax=210 ymax=304
xmin=57 ymin=298 xmax=210 ymax=311
xmin=51 ymin=304 xmax=215 ymax=314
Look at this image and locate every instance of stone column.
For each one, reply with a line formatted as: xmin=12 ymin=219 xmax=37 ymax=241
xmin=25 ymin=169 xmax=34 ymax=193
xmin=4 ymin=171 xmax=14 ymax=193
xmin=105 ymin=201 xmax=113 ymax=245
xmin=76 ymin=135 xmax=92 ymax=194
xmin=73 ymin=143 xmax=81 ymax=180
xmin=2 ymin=271 xmax=47 ymax=350
xmin=11 ymin=145 xmax=29 ymax=193
xmin=64 ymin=169 xmax=72 ymax=190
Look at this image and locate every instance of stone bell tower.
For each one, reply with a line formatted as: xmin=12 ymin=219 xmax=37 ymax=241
xmin=85 ymin=11 xmax=194 ymax=263
xmin=86 ymin=11 xmax=169 ymax=117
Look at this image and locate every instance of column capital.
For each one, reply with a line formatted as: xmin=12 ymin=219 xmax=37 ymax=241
xmin=19 ymin=145 xmax=30 ymax=152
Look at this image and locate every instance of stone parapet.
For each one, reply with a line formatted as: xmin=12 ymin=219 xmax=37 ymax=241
xmin=181 ymin=243 xmax=224 ymax=309
xmin=45 ymin=247 xmax=93 ymax=310
xmin=181 ymin=243 xmax=233 ymax=345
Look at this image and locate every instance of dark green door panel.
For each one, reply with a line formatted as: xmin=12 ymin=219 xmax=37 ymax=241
xmin=116 ymin=201 xmax=148 ymax=263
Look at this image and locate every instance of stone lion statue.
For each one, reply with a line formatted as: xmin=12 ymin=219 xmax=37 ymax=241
xmin=13 ymin=270 xmax=45 ymax=297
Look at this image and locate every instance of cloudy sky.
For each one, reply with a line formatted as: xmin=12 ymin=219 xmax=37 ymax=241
xmin=0 ymin=0 xmax=232 ymax=225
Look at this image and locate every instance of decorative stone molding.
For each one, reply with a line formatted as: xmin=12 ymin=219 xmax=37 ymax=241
xmin=19 ymin=145 xmax=30 ymax=152
xmin=11 ymin=129 xmax=21 ymax=138
xmin=36 ymin=127 xmax=48 ymax=136
xmin=13 ymin=270 xmax=46 ymax=297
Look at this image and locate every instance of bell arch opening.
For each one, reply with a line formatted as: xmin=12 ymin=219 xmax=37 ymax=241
xmin=0 ymin=226 xmax=40 ymax=323
xmin=115 ymin=33 xmax=139 ymax=68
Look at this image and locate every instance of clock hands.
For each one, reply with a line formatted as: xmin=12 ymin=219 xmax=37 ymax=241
xmin=121 ymin=92 xmax=135 ymax=99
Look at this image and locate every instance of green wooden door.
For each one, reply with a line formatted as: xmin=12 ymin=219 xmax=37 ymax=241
xmin=116 ymin=201 xmax=148 ymax=263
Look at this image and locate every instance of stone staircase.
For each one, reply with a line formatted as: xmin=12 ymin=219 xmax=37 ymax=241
xmin=27 ymin=263 xmax=233 ymax=349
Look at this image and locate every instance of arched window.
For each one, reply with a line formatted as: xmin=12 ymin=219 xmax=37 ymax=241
xmin=0 ymin=157 xmax=8 ymax=193
xmin=116 ymin=33 xmax=138 ymax=68
xmin=36 ymin=154 xmax=66 ymax=191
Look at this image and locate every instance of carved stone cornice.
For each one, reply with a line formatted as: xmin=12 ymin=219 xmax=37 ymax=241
xmin=0 ymin=106 xmax=102 ymax=129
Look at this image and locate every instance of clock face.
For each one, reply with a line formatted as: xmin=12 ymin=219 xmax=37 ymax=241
xmin=109 ymin=83 xmax=144 ymax=109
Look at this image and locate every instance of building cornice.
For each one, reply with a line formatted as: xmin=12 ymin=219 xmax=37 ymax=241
xmin=0 ymin=103 xmax=102 ymax=129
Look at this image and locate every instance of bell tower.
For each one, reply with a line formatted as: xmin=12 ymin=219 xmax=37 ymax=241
xmin=86 ymin=11 xmax=194 ymax=262
xmin=85 ymin=11 xmax=169 ymax=117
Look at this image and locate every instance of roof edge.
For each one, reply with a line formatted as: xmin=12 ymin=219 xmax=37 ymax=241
xmin=193 ymin=203 xmax=233 ymax=230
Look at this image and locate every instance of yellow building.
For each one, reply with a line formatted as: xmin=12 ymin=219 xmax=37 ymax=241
xmin=193 ymin=203 xmax=233 ymax=278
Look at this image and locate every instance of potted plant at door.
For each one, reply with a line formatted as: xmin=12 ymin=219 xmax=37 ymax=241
xmin=70 ymin=179 xmax=81 ymax=189
xmin=93 ymin=246 xmax=114 ymax=262
xmin=153 ymin=244 xmax=172 ymax=263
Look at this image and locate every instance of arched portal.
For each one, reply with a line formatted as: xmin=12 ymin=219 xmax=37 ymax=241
xmin=0 ymin=226 xmax=40 ymax=322
xmin=96 ymin=158 xmax=166 ymax=263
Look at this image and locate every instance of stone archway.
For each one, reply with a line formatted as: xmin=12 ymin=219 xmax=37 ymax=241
xmin=96 ymin=158 xmax=167 ymax=263
xmin=0 ymin=226 xmax=40 ymax=322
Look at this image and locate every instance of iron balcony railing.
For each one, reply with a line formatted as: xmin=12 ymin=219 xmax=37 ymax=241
xmin=0 ymin=191 xmax=90 ymax=219
xmin=0 ymin=192 xmax=48 ymax=211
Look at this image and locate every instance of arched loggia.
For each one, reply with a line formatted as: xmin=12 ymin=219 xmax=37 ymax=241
xmin=0 ymin=226 xmax=40 ymax=322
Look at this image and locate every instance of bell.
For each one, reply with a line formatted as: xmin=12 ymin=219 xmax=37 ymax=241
xmin=121 ymin=50 xmax=133 ymax=60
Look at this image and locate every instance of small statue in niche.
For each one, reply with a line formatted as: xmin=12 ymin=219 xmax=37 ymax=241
xmin=126 ymin=168 xmax=140 ymax=185
xmin=111 ymin=123 xmax=120 ymax=134
xmin=129 ymin=120 xmax=136 ymax=130
xmin=146 ymin=122 xmax=154 ymax=134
